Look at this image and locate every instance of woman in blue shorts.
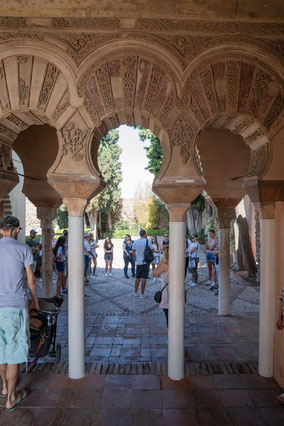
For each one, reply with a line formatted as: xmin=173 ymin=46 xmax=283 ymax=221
xmin=205 ymin=229 xmax=217 ymax=288
xmin=54 ymin=236 xmax=66 ymax=297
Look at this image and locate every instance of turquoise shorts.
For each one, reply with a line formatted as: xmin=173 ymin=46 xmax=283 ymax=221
xmin=0 ymin=308 xmax=30 ymax=364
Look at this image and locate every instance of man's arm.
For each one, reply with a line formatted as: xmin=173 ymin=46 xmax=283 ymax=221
xmin=132 ymin=248 xmax=136 ymax=262
xmin=26 ymin=264 xmax=39 ymax=311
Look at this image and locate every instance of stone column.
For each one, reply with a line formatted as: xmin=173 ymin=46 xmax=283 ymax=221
xmin=217 ymin=207 xmax=235 ymax=316
xmin=167 ymin=204 xmax=189 ymax=380
xmin=257 ymin=202 xmax=275 ymax=377
xmin=37 ymin=207 xmax=57 ymax=298
xmin=64 ymin=198 xmax=87 ymax=379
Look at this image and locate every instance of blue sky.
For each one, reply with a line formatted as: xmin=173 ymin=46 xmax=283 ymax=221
xmin=117 ymin=125 xmax=154 ymax=198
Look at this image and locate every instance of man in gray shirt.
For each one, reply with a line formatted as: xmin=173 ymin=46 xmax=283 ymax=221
xmin=0 ymin=216 xmax=39 ymax=412
xmin=132 ymin=230 xmax=153 ymax=298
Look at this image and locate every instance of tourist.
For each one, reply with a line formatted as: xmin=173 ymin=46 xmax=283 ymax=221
xmin=122 ymin=234 xmax=135 ymax=279
xmin=150 ymin=235 xmax=160 ymax=281
xmin=205 ymin=229 xmax=217 ymax=288
xmin=188 ymin=233 xmax=200 ymax=286
xmin=89 ymin=233 xmax=99 ymax=277
xmin=212 ymin=244 xmax=219 ymax=295
xmin=160 ymin=232 xmax=169 ymax=250
xmin=276 ymin=287 xmax=284 ymax=405
xmin=185 ymin=234 xmax=191 ymax=281
xmin=54 ymin=236 xmax=66 ymax=297
xmin=0 ymin=215 xmax=39 ymax=412
xmin=104 ymin=237 xmax=114 ymax=277
xmin=153 ymin=245 xmax=169 ymax=329
xmin=84 ymin=233 xmax=94 ymax=284
xmin=132 ymin=230 xmax=153 ymax=298
xmin=26 ymin=229 xmax=39 ymax=273
xmin=62 ymin=230 xmax=68 ymax=292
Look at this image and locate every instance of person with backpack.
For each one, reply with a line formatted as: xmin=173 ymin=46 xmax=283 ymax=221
xmin=132 ymin=230 xmax=153 ymax=298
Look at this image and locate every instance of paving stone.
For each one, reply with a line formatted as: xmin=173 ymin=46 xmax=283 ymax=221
xmin=220 ymin=389 xmax=254 ymax=407
xmin=213 ymin=374 xmax=244 ymax=389
xmin=226 ymin=407 xmax=266 ymax=425
xmin=96 ymin=407 xmax=131 ymax=426
xmin=240 ymin=374 xmax=279 ymax=389
xmin=196 ymin=407 xmax=233 ymax=425
xmin=163 ymin=408 xmax=198 ymax=426
xmin=38 ymin=389 xmax=73 ymax=408
xmin=70 ymin=390 xmax=102 ymax=409
xmin=60 ymin=408 xmax=98 ymax=425
xmin=132 ymin=375 xmax=161 ymax=390
xmin=259 ymin=406 xmax=284 ymax=425
xmin=247 ymin=388 xmax=281 ymax=406
xmin=131 ymin=408 xmax=163 ymax=426
xmin=104 ymin=375 xmax=133 ymax=389
xmin=132 ymin=390 xmax=163 ymax=409
xmin=101 ymin=389 xmax=132 ymax=409
xmin=162 ymin=390 xmax=196 ymax=409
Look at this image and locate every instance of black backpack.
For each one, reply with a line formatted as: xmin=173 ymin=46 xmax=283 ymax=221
xmin=143 ymin=239 xmax=154 ymax=264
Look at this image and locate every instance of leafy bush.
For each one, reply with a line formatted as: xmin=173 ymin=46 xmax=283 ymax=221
xmin=146 ymin=228 xmax=168 ymax=237
xmin=115 ymin=219 xmax=131 ymax=230
xmin=56 ymin=204 xmax=68 ymax=229
xmin=198 ymin=228 xmax=206 ymax=244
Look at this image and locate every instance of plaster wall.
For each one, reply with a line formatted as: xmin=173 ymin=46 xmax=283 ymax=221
xmin=0 ymin=0 xmax=283 ymax=21
xmin=274 ymin=201 xmax=284 ymax=387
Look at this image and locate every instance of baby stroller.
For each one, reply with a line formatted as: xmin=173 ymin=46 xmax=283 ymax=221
xmin=29 ymin=297 xmax=63 ymax=365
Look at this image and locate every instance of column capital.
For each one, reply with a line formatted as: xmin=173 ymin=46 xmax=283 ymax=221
xmin=0 ymin=170 xmax=19 ymax=199
xmin=64 ymin=198 xmax=88 ymax=216
xmin=37 ymin=206 xmax=58 ymax=222
xmin=167 ymin=203 xmax=190 ymax=222
xmin=217 ymin=207 xmax=236 ymax=229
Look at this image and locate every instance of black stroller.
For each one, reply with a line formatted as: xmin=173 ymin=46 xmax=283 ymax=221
xmin=29 ymin=297 xmax=63 ymax=365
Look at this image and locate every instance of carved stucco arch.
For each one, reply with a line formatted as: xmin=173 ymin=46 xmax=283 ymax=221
xmin=180 ymin=46 xmax=284 ymax=181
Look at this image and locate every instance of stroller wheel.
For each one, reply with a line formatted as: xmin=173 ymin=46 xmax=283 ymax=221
xmin=56 ymin=343 xmax=61 ymax=363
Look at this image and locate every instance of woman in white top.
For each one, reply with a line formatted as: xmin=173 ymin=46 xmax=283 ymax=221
xmin=205 ymin=229 xmax=217 ymax=288
xmin=150 ymin=236 xmax=160 ymax=281
xmin=188 ymin=233 xmax=199 ymax=286
xmin=89 ymin=232 xmax=99 ymax=276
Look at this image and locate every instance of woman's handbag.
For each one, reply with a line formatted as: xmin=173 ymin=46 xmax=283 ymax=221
xmin=154 ymin=283 xmax=168 ymax=303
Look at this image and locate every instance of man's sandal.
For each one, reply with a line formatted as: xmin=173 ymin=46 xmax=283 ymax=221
xmin=0 ymin=392 xmax=7 ymax=398
xmin=277 ymin=393 xmax=284 ymax=405
xmin=5 ymin=390 xmax=30 ymax=412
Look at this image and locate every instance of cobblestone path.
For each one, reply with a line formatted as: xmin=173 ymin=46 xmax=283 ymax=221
xmin=37 ymin=239 xmax=260 ymax=365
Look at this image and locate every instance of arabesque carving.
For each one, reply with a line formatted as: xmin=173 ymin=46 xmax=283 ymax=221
xmin=95 ymin=63 xmax=113 ymax=112
xmin=123 ymin=56 xmax=138 ymax=109
xmin=38 ymin=63 xmax=60 ymax=111
xmin=248 ymin=69 xmax=271 ymax=117
xmin=226 ymin=61 xmax=241 ymax=111
xmin=169 ymin=116 xmax=195 ymax=164
xmin=158 ymin=92 xmax=174 ymax=126
xmin=52 ymin=91 xmax=69 ymax=122
xmin=0 ymin=17 xmax=27 ymax=29
xmin=264 ymin=92 xmax=284 ymax=130
xmin=5 ymin=114 xmax=28 ymax=130
xmin=144 ymin=65 xmax=165 ymax=112
xmin=62 ymin=123 xmax=87 ymax=161
xmin=0 ymin=124 xmax=17 ymax=141
xmin=247 ymin=144 xmax=268 ymax=177
xmin=0 ymin=144 xmax=14 ymax=171
xmin=199 ymin=68 xmax=218 ymax=114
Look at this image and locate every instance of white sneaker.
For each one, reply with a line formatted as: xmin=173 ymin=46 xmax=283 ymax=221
xmin=190 ymin=281 xmax=198 ymax=287
xmin=210 ymin=282 xmax=215 ymax=288
xmin=109 ymin=273 xmax=112 ymax=277
xmin=105 ymin=273 xmax=108 ymax=277
xmin=206 ymin=280 xmax=211 ymax=286
xmin=133 ymin=292 xmax=138 ymax=297
xmin=153 ymin=278 xmax=157 ymax=282
xmin=140 ymin=293 xmax=145 ymax=299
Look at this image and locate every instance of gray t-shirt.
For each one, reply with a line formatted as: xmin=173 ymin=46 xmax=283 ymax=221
xmin=133 ymin=238 xmax=153 ymax=266
xmin=0 ymin=237 xmax=33 ymax=309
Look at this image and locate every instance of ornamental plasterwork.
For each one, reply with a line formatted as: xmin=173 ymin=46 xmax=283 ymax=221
xmin=169 ymin=115 xmax=196 ymax=164
xmin=0 ymin=143 xmax=14 ymax=171
xmin=247 ymin=144 xmax=268 ymax=177
xmin=37 ymin=63 xmax=60 ymax=111
xmin=62 ymin=123 xmax=87 ymax=161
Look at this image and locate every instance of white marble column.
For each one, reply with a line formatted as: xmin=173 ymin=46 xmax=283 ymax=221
xmin=65 ymin=198 xmax=87 ymax=379
xmin=167 ymin=204 xmax=188 ymax=380
xmin=37 ymin=207 xmax=57 ymax=298
xmin=258 ymin=208 xmax=275 ymax=377
xmin=218 ymin=208 xmax=235 ymax=316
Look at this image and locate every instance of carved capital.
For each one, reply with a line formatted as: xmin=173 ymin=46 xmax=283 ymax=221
xmin=243 ymin=177 xmax=284 ymax=204
xmin=64 ymin=198 xmax=87 ymax=217
xmin=0 ymin=170 xmax=19 ymax=199
xmin=37 ymin=206 xmax=58 ymax=223
xmin=153 ymin=179 xmax=204 ymax=206
xmin=217 ymin=207 xmax=236 ymax=229
xmin=47 ymin=173 xmax=105 ymax=201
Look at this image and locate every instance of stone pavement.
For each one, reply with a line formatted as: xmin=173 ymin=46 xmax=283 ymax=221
xmin=37 ymin=239 xmax=260 ymax=364
xmin=0 ymin=372 xmax=283 ymax=425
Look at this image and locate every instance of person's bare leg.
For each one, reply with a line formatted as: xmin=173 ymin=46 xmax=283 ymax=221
xmin=0 ymin=364 xmax=7 ymax=396
xmin=109 ymin=261 xmax=112 ymax=273
xmin=105 ymin=262 xmax=108 ymax=273
xmin=5 ymin=364 xmax=27 ymax=410
xmin=141 ymin=278 xmax=147 ymax=294
xmin=135 ymin=278 xmax=140 ymax=293
xmin=207 ymin=262 xmax=212 ymax=281
xmin=56 ymin=272 xmax=63 ymax=297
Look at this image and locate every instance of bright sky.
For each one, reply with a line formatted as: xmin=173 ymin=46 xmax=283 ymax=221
xmin=117 ymin=125 xmax=154 ymax=198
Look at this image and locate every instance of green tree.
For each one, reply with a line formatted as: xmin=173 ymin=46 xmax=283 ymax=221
xmin=138 ymin=127 xmax=163 ymax=175
xmin=86 ymin=129 xmax=122 ymax=237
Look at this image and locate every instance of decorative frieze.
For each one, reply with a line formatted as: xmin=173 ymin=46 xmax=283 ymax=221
xmin=0 ymin=144 xmax=14 ymax=171
xmin=84 ymin=91 xmax=100 ymax=124
xmin=52 ymin=91 xmax=69 ymax=122
xmin=95 ymin=63 xmax=114 ymax=112
xmin=247 ymin=144 xmax=268 ymax=177
xmin=144 ymin=65 xmax=165 ymax=113
xmin=226 ymin=61 xmax=241 ymax=111
xmin=264 ymin=92 xmax=284 ymax=130
xmin=5 ymin=114 xmax=28 ymax=130
xmin=199 ymin=68 xmax=218 ymax=114
xmin=62 ymin=123 xmax=87 ymax=161
xmin=0 ymin=124 xmax=17 ymax=141
xmin=248 ymin=69 xmax=271 ymax=117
